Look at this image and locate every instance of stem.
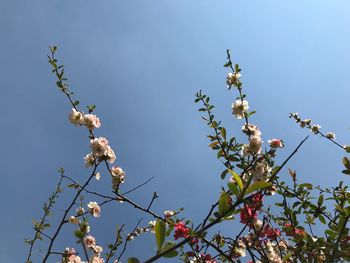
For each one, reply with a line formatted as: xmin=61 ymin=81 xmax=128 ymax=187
xmin=42 ymin=164 xmax=99 ymax=262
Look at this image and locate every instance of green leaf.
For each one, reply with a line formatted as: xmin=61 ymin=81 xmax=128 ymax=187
xmin=325 ymin=229 xmax=337 ymax=238
xmin=245 ymin=181 xmax=272 ymax=195
xmin=342 ymin=170 xmax=350 ymax=175
xmin=127 ymin=258 xmax=140 ymax=263
xmin=247 ymin=111 xmax=256 ymax=117
xmin=338 ymin=216 xmax=347 ymax=233
xmin=298 ymin=183 xmax=313 ymax=190
xmin=209 ymin=141 xmax=220 ymax=148
xmin=56 ymin=81 xmax=63 ymax=88
xmin=318 ymin=194 xmax=324 ymax=207
xmin=155 ymin=220 xmax=166 ymax=250
xmin=283 ymin=253 xmax=293 ymax=261
xmin=343 ymin=157 xmax=350 ymax=170
xmin=220 ymin=169 xmax=228 ymax=180
xmin=217 ymin=149 xmax=224 ymax=159
xmin=161 ymin=241 xmax=179 ymax=258
xmin=86 ymin=104 xmax=96 ymax=113
xmin=74 ymin=230 xmax=84 ymax=239
xmin=218 ymin=192 xmax=231 ymax=215
xmin=227 ymin=182 xmax=239 ymax=197
xmin=228 ymin=169 xmax=243 ymax=191
xmin=223 ymin=61 xmax=232 ymax=67
xmin=221 ymin=127 xmax=226 ymax=140
xmin=318 ymin=214 xmax=326 ymax=224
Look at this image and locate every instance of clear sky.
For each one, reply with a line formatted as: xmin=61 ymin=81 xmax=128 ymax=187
xmin=1 ymin=0 xmax=350 ymax=262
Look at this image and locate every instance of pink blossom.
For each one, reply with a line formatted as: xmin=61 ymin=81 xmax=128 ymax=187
xmin=87 ymin=201 xmax=101 ymax=218
xmin=174 ymin=222 xmax=190 ymax=240
xmin=111 ymin=166 xmax=125 ymax=189
xmin=260 ymin=225 xmax=281 ymax=239
xmin=90 ymin=137 xmax=109 ymax=157
xmin=84 ymin=235 xmax=96 ymax=248
xmin=268 ymin=139 xmax=284 ymax=148
xmin=91 ymin=245 xmax=103 ymax=254
xmin=63 ymin=248 xmax=82 ymax=263
xmin=83 ymin=114 xmax=101 ymax=130
xmin=284 ymin=223 xmax=305 ymax=237
xmin=240 ymin=204 xmax=257 ymax=226
xmin=89 ymin=137 xmax=116 ymax=164
xmin=106 ymin=146 xmax=116 ymax=164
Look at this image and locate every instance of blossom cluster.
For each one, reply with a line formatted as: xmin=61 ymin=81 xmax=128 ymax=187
xmin=173 ymin=221 xmax=190 ymax=240
xmin=32 ymin=48 xmax=350 ymax=263
xmin=69 ymin=108 xmax=127 ymax=190
xmin=62 ymin=248 xmax=83 ymax=263
xmin=69 ymin=108 xmax=101 ymax=130
xmin=83 ymin=235 xmax=104 ymax=263
xmin=85 ymin=137 xmax=116 ymax=165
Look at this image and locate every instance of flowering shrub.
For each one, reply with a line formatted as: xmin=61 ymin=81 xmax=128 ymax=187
xmin=25 ymin=47 xmax=350 ymax=263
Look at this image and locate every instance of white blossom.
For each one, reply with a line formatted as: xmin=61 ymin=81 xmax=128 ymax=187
xmin=232 ymin=100 xmax=249 ymax=119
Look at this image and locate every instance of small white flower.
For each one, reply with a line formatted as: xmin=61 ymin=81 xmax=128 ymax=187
xmin=248 ymin=135 xmax=263 ymax=154
xmin=311 ymin=124 xmax=321 ymax=134
xmin=68 ymin=216 xmax=79 ymax=224
xmin=69 ymin=108 xmax=84 ymax=126
xmin=87 ymin=201 xmax=101 ymax=218
xmin=164 ymin=210 xmax=175 ymax=218
xmin=84 ymin=153 xmax=95 ymax=167
xmin=90 ymin=137 xmax=109 ymax=157
xmin=300 ymin=119 xmax=311 ymax=128
xmin=76 ymin=207 xmax=85 ymax=216
xmin=242 ymin=124 xmax=261 ymax=137
xmin=91 ymin=245 xmax=103 ymax=254
xmin=148 ymin=220 xmax=156 ymax=233
xmin=83 ymin=114 xmax=101 ymax=130
xmin=226 ymin=72 xmax=241 ymax=88
xmin=251 ymin=162 xmax=269 ymax=182
xmin=240 ymin=144 xmax=249 ymax=156
xmin=232 ymin=100 xmax=249 ymax=119
xmin=253 ymin=219 xmax=263 ymax=232
xmin=126 ymin=234 xmax=134 ymax=241
xmin=84 ymin=235 xmax=96 ymax=248
xmin=95 ymin=172 xmax=101 ymax=180
xmin=111 ymin=166 xmax=125 ymax=184
xmin=106 ymin=146 xmax=116 ymax=164
xmin=233 ymin=239 xmax=246 ymax=257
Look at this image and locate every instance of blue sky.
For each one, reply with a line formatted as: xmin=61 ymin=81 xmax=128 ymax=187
xmin=1 ymin=0 xmax=350 ymax=262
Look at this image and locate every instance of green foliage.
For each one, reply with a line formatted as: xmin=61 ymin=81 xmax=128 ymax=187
xmin=228 ymin=169 xmax=243 ymax=191
xmin=218 ymin=192 xmax=231 ymax=215
xmin=160 ymin=241 xmax=179 ymax=258
xmin=155 ymin=220 xmax=166 ymax=250
xmin=127 ymin=258 xmax=140 ymax=263
xmin=245 ymin=181 xmax=272 ymax=195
